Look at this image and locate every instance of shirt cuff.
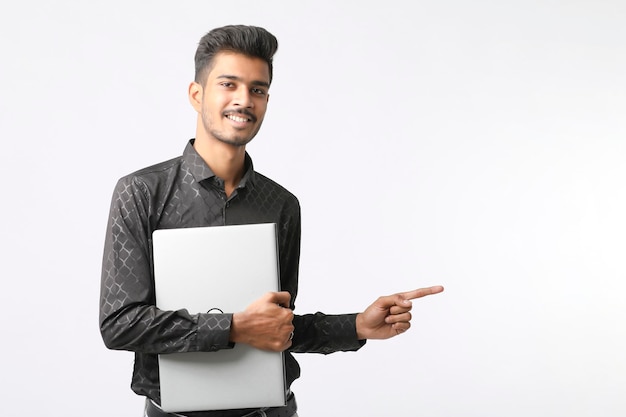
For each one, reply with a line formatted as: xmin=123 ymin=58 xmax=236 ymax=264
xmin=196 ymin=313 xmax=234 ymax=352
xmin=320 ymin=313 xmax=367 ymax=352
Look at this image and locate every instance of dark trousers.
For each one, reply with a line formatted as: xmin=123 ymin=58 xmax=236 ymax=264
xmin=144 ymin=394 xmax=298 ymax=417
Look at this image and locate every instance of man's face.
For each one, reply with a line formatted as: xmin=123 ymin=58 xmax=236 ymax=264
xmin=197 ymin=51 xmax=270 ymax=147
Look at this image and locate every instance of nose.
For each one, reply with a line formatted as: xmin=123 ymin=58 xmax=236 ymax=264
xmin=233 ymin=86 xmax=253 ymax=108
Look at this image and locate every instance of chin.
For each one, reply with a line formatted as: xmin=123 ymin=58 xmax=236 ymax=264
xmin=219 ymin=136 xmax=253 ymax=147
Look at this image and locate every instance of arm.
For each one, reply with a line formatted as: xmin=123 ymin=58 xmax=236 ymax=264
xmin=290 ymin=312 xmax=365 ymax=354
xmin=99 ymin=177 xmax=232 ymax=354
xmin=288 ymin=286 xmax=444 ymax=353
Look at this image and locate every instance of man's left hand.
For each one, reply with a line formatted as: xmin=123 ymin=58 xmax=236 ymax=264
xmin=356 ymin=286 xmax=444 ymax=340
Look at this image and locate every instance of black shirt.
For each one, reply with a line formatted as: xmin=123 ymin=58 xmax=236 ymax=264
xmin=100 ymin=140 xmax=364 ymax=405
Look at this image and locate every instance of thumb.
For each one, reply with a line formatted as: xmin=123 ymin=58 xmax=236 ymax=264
xmin=267 ymin=291 xmax=291 ymax=307
xmin=375 ymin=294 xmax=412 ymax=309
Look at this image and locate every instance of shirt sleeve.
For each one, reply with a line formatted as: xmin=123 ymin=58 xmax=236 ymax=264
xmin=99 ymin=176 xmax=233 ymax=354
xmin=290 ymin=313 xmax=366 ymax=354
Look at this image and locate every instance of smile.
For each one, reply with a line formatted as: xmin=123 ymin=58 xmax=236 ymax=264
xmin=226 ymin=114 xmax=249 ymax=122
xmin=225 ymin=111 xmax=256 ymax=123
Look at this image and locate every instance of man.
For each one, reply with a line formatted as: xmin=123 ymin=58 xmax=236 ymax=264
xmin=100 ymin=25 xmax=443 ymax=417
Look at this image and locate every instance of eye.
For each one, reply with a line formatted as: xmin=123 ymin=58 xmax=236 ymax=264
xmin=220 ymin=82 xmax=235 ymax=88
xmin=252 ymin=88 xmax=267 ymax=96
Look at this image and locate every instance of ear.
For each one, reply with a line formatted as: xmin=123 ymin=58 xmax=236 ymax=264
xmin=188 ymin=81 xmax=203 ymax=112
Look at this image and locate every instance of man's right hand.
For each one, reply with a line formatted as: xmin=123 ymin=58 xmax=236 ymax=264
xmin=230 ymin=291 xmax=294 ymax=352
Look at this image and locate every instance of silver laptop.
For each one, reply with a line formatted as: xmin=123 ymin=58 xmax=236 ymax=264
xmin=152 ymin=223 xmax=286 ymax=413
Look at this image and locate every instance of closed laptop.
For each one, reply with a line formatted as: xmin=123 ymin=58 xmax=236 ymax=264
xmin=152 ymin=223 xmax=286 ymax=413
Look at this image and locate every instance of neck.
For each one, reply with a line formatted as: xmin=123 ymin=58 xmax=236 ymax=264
xmin=193 ymin=135 xmax=246 ymax=198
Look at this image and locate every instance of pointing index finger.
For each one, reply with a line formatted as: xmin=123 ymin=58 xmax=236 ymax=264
xmin=400 ymin=286 xmax=444 ymax=301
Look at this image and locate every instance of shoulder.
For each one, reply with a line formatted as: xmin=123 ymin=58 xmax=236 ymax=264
xmin=122 ymin=156 xmax=181 ymax=181
xmin=115 ymin=156 xmax=182 ymax=190
xmin=109 ymin=157 xmax=183 ymax=209
xmin=253 ymin=171 xmax=300 ymax=207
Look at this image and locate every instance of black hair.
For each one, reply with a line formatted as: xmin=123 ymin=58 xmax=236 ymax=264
xmin=194 ymin=25 xmax=278 ymax=85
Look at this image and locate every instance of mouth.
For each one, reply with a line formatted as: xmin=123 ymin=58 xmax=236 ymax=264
xmin=224 ymin=110 xmax=256 ymax=124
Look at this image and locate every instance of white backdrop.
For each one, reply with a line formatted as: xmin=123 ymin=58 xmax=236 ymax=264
xmin=1 ymin=1 xmax=625 ymax=416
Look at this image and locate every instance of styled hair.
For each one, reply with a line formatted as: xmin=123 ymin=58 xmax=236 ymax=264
xmin=194 ymin=25 xmax=278 ymax=86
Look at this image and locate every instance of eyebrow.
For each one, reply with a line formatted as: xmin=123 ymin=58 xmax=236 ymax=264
xmin=217 ymin=75 xmax=270 ymax=88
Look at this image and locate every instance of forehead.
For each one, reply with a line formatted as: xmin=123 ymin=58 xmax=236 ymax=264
xmin=206 ymin=51 xmax=270 ymax=83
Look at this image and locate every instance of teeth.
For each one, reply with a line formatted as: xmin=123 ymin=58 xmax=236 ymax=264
xmin=227 ymin=114 xmax=248 ymax=123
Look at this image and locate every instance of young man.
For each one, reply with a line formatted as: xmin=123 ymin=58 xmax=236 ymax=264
xmin=100 ymin=25 xmax=443 ymax=417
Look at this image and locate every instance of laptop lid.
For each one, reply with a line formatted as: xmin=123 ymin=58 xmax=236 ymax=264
xmin=152 ymin=223 xmax=286 ymax=413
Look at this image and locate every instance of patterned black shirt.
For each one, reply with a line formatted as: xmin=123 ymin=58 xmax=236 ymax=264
xmin=100 ymin=140 xmax=364 ymax=405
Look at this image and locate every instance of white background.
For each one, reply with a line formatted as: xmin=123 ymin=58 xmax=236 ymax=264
xmin=1 ymin=1 xmax=625 ymax=416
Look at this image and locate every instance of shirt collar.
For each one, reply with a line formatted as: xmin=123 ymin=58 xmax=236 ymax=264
xmin=183 ymin=139 xmax=256 ymax=189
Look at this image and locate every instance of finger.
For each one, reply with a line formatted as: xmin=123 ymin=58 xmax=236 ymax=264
xmin=373 ymin=286 xmax=444 ymax=309
xmin=389 ymin=305 xmax=412 ymax=315
xmin=271 ymin=338 xmax=292 ymax=352
xmin=373 ymin=293 xmax=412 ymax=309
xmin=266 ymin=291 xmax=292 ymax=307
xmin=385 ymin=312 xmax=412 ymax=324
xmin=391 ymin=321 xmax=411 ymax=335
xmin=283 ymin=327 xmax=295 ymax=350
xmin=399 ymin=285 xmax=444 ymax=301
